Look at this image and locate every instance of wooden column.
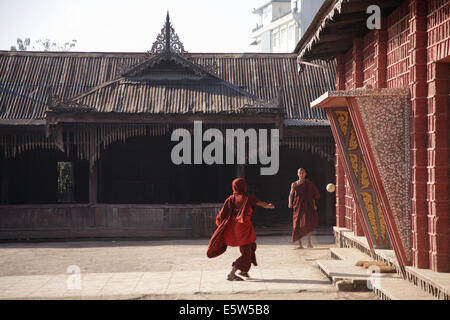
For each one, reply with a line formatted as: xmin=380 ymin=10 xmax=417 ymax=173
xmin=89 ymin=158 xmax=98 ymax=205
xmin=408 ymin=0 xmax=429 ymax=269
xmin=236 ymin=164 xmax=245 ymax=178
xmin=0 ymin=159 xmax=8 ymax=204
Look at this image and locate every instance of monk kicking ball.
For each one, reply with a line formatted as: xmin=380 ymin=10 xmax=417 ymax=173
xmin=207 ymin=178 xmax=275 ymax=281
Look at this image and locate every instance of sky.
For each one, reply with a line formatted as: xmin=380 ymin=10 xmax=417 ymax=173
xmin=0 ymin=0 xmax=270 ymax=53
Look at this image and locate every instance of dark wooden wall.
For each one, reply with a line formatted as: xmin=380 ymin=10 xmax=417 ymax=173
xmin=98 ymin=135 xmax=236 ymax=204
xmin=246 ymin=146 xmax=336 ymax=227
xmin=2 ymin=149 xmax=89 ymax=204
xmin=1 ymin=131 xmax=335 ymax=231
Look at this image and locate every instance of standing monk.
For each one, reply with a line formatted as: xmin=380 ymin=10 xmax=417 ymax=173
xmin=207 ymin=178 xmax=275 ymax=281
xmin=288 ymin=168 xmax=320 ymax=249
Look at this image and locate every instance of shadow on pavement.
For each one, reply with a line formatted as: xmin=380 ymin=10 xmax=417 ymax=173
xmin=246 ymin=278 xmax=331 ymax=285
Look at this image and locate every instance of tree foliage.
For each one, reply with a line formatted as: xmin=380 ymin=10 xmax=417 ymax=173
xmin=10 ymin=38 xmax=77 ymax=51
xmin=57 ymin=162 xmax=75 ymax=202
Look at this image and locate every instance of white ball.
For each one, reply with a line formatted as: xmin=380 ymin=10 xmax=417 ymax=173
xmin=326 ymin=183 xmax=336 ymax=193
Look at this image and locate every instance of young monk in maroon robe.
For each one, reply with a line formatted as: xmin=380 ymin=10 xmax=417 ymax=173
xmin=207 ymin=178 xmax=275 ymax=281
xmin=288 ymin=168 xmax=320 ymax=249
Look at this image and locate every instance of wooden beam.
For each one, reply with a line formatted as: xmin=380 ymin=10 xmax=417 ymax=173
xmin=45 ymin=112 xmax=283 ymax=126
xmin=314 ymin=32 xmax=364 ymax=45
xmin=341 ymin=0 xmax=403 ymax=14
xmin=0 ymin=120 xmax=46 ymax=126
xmin=307 ymin=40 xmax=357 ymax=55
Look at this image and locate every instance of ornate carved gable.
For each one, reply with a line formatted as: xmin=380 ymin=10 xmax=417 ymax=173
xmin=149 ymin=12 xmax=187 ymax=55
xmin=122 ymin=53 xmax=217 ymax=80
xmin=122 ymin=13 xmax=218 ymax=81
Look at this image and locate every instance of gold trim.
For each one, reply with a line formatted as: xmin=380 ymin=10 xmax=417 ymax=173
xmin=349 ymin=153 xmax=359 ymax=180
xmin=377 ymin=201 xmax=387 ymax=242
xmin=360 ymin=192 xmax=379 ymax=242
xmin=335 ymin=110 xmax=349 ymax=139
xmin=348 ymin=127 xmax=358 ymax=150
xmin=361 ymin=161 xmax=370 ymax=189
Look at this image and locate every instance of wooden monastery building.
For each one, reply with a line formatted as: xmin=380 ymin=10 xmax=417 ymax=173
xmin=296 ymin=0 xmax=449 ymax=273
xmin=0 ymin=15 xmax=337 ymax=240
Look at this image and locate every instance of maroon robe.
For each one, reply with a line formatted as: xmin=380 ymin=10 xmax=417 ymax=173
xmin=291 ymin=179 xmax=320 ymax=242
xmin=207 ymin=178 xmax=258 ymax=259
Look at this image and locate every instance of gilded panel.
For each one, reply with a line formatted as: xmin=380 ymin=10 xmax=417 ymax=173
xmin=360 ymin=161 xmax=370 ymax=189
xmin=360 ymin=191 xmax=379 ymax=242
xmin=348 ymin=153 xmax=359 ymax=180
xmin=335 ymin=110 xmax=349 ymax=139
xmin=376 ymin=202 xmax=387 ymax=242
xmin=348 ymin=127 xmax=358 ymax=150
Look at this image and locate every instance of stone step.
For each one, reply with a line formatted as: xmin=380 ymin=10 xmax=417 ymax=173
xmin=371 ymin=278 xmax=438 ymax=300
xmin=332 ymin=227 xmax=446 ymax=299
xmin=317 ymin=259 xmax=401 ymax=292
xmin=330 ymin=247 xmax=373 ymax=262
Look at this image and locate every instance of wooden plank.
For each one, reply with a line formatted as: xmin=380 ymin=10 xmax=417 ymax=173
xmin=341 ymin=0 xmax=402 ymax=14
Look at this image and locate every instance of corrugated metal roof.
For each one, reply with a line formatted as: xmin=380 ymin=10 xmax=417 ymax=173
xmin=67 ymin=79 xmax=257 ymax=114
xmin=0 ymin=51 xmax=335 ymax=121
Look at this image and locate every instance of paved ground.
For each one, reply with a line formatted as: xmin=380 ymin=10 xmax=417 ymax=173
xmin=0 ymin=230 xmax=377 ymax=300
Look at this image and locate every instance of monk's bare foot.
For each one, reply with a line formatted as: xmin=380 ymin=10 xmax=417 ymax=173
xmin=238 ymin=272 xmax=250 ymax=278
xmin=293 ymin=245 xmax=304 ymax=249
xmin=227 ymin=274 xmax=244 ymax=281
xmin=307 ymin=243 xmax=314 ymax=248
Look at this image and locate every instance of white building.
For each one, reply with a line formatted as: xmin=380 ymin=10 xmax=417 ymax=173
xmin=251 ymin=0 xmax=324 ymax=53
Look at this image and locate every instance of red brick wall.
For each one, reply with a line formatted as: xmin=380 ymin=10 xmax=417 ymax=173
xmin=344 ymin=176 xmax=353 ymax=230
xmin=387 ymin=1 xmax=411 ymax=88
xmin=426 ymin=0 xmax=450 ymax=272
xmin=345 ymin=49 xmax=355 ymax=90
xmin=409 ymin=0 xmax=430 ymax=269
xmin=332 ymin=0 xmax=450 ymax=271
xmin=427 ymin=0 xmax=450 ymax=62
xmin=374 ymin=18 xmax=388 ymax=88
xmin=363 ymin=32 xmax=376 ymax=87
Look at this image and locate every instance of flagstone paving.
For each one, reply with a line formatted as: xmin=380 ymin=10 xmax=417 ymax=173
xmin=0 ymin=231 xmax=377 ymax=300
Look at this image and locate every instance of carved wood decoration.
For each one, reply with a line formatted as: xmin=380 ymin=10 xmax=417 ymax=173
xmin=0 ymin=131 xmax=58 ymax=158
xmin=149 ymin=12 xmax=187 ymax=55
